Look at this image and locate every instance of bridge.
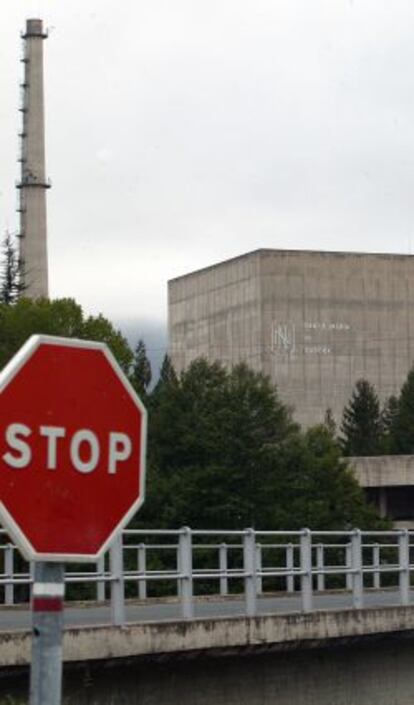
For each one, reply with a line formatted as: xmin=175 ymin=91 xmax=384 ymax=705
xmin=1 ymin=527 xmax=414 ymax=704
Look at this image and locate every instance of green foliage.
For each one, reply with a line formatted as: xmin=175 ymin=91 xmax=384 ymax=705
xmin=149 ymin=358 xmax=227 ymax=472
xmin=130 ymin=339 xmax=152 ymax=400
xmin=138 ymin=359 xmax=385 ymax=531
xmin=0 ymin=233 xmax=24 ymax=305
xmin=260 ymin=426 xmax=385 ymax=530
xmin=340 ymin=379 xmax=383 ymax=456
xmin=159 ymin=353 xmax=177 ymax=384
xmin=323 ymin=407 xmax=336 ymax=438
xmin=147 ymin=426 xmax=383 ymax=531
xmin=389 ymin=368 xmax=414 ymax=453
xmin=148 ymin=359 xmax=296 ymax=475
xmin=380 ymin=394 xmax=399 ymax=453
xmin=81 ymin=312 xmax=133 ymax=374
xmin=0 ymin=297 xmax=133 ymax=373
xmin=152 ymin=353 xmax=177 ymax=398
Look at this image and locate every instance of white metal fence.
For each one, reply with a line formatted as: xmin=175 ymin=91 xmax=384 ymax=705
xmin=0 ymin=528 xmax=412 ymax=625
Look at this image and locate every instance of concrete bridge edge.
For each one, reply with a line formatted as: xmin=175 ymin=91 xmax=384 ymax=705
xmin=1 ymin=606 xmax=414 ymax=668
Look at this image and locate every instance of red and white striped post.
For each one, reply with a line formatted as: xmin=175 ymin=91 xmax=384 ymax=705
xmin=29 ymin=562 xmax=65 ymax=705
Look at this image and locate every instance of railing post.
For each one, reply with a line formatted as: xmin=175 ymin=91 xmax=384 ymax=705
xmin=178 ymin=527 xmax=193 ymax=619
xmin=300 ymin=529 xmax=312 ymax=612
xmin=345 ymin=543 xmax=352 ymax=591
xmin=256 ymin=543 xmax=263 ymax=595
xmin=351 ymin=529 xmax=363 ymax=609
xmin=243 ymin=528 xmax=257 ymax=617
xmin=176 ymin=543 xmax=181 ymax=597
xmin=316 ymin=543 xmax=325 ymax=592
xmin=373 ymin=544 xmax=380 ymax=590
xmin=399 ymin=529 xmax=410 ymax=606
xmin=30 ymin=561 xmax=35 ymax=602
xmin=4 ymin=544 xmax=14 ymax=606
xmin=96 ymin=554 xmax=105 ymax=603
xmin=110 ymin=533 xmax=125 ymax=626
xmin=219 ymin=543 xmax=228 ymax=596
xmin=286 ymin=544 xmax=294 ymax=593
xmin=138 ymin=544 xmax=147 ymax=600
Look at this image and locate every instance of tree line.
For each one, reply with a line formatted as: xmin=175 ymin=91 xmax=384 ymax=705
xmin=0 ymin=296 xmax=385 ymax=532
xmin=0 ymin=237 xmax=388 ymax=530
xmin=339 ymin=374 xmax=414 ymax=457
xmin=138 ymin=356 xmax=384 ymax=531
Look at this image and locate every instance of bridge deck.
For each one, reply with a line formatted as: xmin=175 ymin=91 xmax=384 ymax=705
xmin=0 ymin=588 xmax=410 ymax=631
xmin=1 ymin=592 xmax=414 ymax=668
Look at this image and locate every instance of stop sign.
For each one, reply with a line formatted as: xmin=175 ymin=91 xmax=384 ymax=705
xmin=0 ymin=335 xmax=147 ymax=562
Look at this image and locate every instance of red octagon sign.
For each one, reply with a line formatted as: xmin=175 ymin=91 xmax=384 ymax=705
xmin=0 ymin=335 xmax=147 ymax=562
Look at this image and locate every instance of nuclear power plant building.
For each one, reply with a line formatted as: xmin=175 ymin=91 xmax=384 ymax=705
xmin=168 ymin=249 xmax=414 ymax=426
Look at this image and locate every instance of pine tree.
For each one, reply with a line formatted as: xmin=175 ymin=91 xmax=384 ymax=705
xmin=390 ymin=369 xmax=414 ymax=453
xmin=158 ymin=353 xmax=177 ymax=385
xmin=380 ymin=394 xmax=399 ymax=453
xmin=152 ymin=353 xmax=177 ymax=399
xmin=0 ymin=233 xmax=24 ymax=304
xmin=340 ymin=379 xmax=383 ymax=456
xmin=130 ymin=339 xmax=152 ymax=400
xmin=324 ymin=408 xmax=337 ymax=438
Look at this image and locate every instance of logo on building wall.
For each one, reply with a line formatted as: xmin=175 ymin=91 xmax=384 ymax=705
xmin=271 ymin=323 xmax=296 ymax=355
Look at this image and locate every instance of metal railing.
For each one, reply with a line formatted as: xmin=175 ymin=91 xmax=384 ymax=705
xmin=0 ymin=528 xmax=412 ymax=625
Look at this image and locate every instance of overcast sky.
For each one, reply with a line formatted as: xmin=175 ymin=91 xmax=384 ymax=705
xmin=1 ymin=1 xmax=414 ymax=351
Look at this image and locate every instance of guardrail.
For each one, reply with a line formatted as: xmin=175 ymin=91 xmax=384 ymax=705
xmin=0 ymin=528 xmax=412 ymax=624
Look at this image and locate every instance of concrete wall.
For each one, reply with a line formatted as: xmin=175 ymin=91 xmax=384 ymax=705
xmin=169 ymin=251 xmax=263 ymax=374
xmin=351 ymin=455 xmax=414 ymax=488
xmin=350 ymin=455 xmax=414 ymax=526
xmin=1 ymin=605 xmax=414 ymax=667
xmin=57 ymin=639 xmax=414 ymax=705
xmin=169 ymin=249 xmax=414 ymax=426
xmin=3 ymin=626 xmax=414 ymax=704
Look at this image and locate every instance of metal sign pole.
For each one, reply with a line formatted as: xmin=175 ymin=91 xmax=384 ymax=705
xmin=29 ymin=562 xmax=65 ymax=705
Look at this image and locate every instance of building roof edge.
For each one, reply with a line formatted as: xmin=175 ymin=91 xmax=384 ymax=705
xmin=168 ymin=248 xmax=414 ymax=284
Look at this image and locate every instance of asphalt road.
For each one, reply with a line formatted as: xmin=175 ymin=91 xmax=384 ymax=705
xmin=0 ymin=589 xmax=409 ymax=631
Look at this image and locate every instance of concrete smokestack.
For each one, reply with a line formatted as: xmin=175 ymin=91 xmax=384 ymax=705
xmin=17 ymin=18 xmax=50 ymax=299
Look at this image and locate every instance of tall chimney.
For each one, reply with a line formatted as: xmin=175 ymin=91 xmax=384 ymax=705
xmin=17 ymin=18 xmax=50 ymax=299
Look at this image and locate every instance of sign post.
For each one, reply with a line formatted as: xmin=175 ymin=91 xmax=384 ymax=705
xmin=29 ymin=562 xmax=65 ymax=705
xmin=0 ymin=335 xmax=147 ymax=705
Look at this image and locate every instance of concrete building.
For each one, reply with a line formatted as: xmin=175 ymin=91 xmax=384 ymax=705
xmin=351 ymin=455 xmax=414 ymax=528
xmin=168 ymin=249 xmax=414 ymax=426
xmin=17 ymin=18 xmax=50 ymax=299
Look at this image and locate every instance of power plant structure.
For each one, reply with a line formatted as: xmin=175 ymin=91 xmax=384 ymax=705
xmin=17 ymin=18 xmax=50 ymax=299
xmin=168 ymin=249 xmax=414 ymax=426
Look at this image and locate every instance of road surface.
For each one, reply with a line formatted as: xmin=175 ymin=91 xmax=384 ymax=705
xmin=0 ymin=589 xmax=409 ymax=631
